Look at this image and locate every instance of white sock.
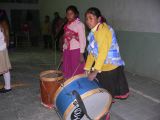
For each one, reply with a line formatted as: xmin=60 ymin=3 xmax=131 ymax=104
xmin=3 ymin=71 xmax=11 ymax=89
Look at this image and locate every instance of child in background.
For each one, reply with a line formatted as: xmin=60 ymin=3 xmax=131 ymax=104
xmin=84 ymin=7 xmax=129 ymax=99
xmin=52 ymin=12 xmax=64 ymax=51
xmin=42 ymin=15 xmax=52 ymax=49
xmin=0 ymin=10 xmax=12 ymax=93
xmin=62 ymin=5 xmax=86 ymax=79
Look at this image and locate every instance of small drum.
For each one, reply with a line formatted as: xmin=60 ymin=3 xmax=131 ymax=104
xmin=54 ymin=74 xmax=112 ymax=120
xmin=40 ymin=70 xmax=64 ymax=109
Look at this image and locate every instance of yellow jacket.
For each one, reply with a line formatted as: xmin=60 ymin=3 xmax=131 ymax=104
xmin=84 ymin=23 xmax=118 ymax=71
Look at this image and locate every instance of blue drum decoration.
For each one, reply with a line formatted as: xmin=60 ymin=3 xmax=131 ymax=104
xmin=54 ymin=74 xmax=112 ymax=120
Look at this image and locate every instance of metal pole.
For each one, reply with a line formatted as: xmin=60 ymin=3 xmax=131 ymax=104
xmin=54 ymin=39 xmax=57 ymax=68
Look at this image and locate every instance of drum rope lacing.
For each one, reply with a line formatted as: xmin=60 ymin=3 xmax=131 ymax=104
xmin=56 ymin=63 xmax=82 ymax=97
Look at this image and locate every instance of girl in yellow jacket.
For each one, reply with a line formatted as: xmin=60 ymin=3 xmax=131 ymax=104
xmin=85 ymin=7 xmax=129 ymax=99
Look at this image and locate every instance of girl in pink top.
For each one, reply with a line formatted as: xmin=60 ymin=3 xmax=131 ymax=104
xmin=62 ymin=5 xmax=86 ymax=79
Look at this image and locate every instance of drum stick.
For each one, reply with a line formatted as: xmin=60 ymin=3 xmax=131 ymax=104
xmin=54 ymin=36 xmax=57 ymax=68
xmin=71 ymin=63 xmax=81 ymax=77
xmin=57 ymin=61 xmax=62 ymax=70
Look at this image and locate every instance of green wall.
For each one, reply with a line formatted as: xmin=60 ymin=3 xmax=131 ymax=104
xmin=117 ymin=31 xmax=160 ymax=80
xmin=39 ymin=0 xmax=160 ymax=81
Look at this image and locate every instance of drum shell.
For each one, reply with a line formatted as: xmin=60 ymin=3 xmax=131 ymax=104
xmin=54 ymin=74 xmax=112 ymax=119
xmin=40 ymin=70 xmax=63 ymax=108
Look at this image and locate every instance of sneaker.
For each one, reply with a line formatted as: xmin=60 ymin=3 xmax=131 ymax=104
xmin=0 ymin=88 xmax=12 ymax=93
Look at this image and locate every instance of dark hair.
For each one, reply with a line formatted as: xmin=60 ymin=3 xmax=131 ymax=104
xmin=45 ymin=15 xmax=50 ymax=19
xmin=54 ymin=12 xmax=59 ymax=15
xmin=85 ymin=7 xmax=101 ymax=18
xmin=66 ymin=5 xmax=79 ymax=18
xmin=54 ymin=12 xmax=59 ymax=16
xmin=54 ymin=12 xmax=60 ymax=19
xmin=85 ymin=7 xmax=107 ymax=23
xmin=0 ymin=10 xmax=5 ymax=23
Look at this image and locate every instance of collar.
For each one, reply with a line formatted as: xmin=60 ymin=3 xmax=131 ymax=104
xmin=91 ymin=22 xmax=101 ymax=32
xmin=67 ymin=18 xmax=80 ymax=25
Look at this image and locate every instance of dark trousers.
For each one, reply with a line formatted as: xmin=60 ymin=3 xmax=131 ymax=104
xmin=43 ymin=35 xmax=52 ymax=48
xmin=54 ymin=38 xmax=60 ymax=51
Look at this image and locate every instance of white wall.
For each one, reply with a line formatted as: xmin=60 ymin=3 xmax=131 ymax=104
xmin=39 ymin=0 xmax=160 ymax=33
xmin=39 ymin=0 xmax=160 ymax=81
xmin=2 ymin=1 xmax=159 ymax=80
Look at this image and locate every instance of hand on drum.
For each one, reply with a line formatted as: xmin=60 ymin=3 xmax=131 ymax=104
xmin=87 ymin=70 xmax=98 ymax=81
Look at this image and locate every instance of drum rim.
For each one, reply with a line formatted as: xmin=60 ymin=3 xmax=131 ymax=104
xmin=54 ymin=74 xmax=85 ymax=102
xmin=40 ymin=70 xmax=63 ymax=82
xmin=63 ymin=88 xmax=112 ymax=120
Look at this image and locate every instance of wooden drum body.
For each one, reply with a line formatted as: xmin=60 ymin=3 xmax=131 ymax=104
xmin=40 ymin=70 xmax=63 ymax=109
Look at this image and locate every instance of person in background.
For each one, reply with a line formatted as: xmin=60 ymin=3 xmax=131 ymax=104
xmin=0 ymin=10 xmax=12 ymax=93
xmin=62 ymin=5 xmax=86 ymax=79
xmin=42 ymin=15 xmax=52 ymax=49
xmin=52 ymin=12 xmax=65 ymax=51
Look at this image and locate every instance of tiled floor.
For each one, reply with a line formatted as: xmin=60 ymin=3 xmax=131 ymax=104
xmin=0 ymin=48 xmax=160 ymax=120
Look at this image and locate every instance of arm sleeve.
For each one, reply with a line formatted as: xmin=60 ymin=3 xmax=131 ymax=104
xmin=84 ymin=53 xmax=94 ymax=71
xmin=94 ymin=28 xmax=112 ymax=71
xmin=77 ymin=23 xmax=86 ymax=53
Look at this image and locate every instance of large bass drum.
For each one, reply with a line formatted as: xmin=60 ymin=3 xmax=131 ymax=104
xmin=54 ymin=74 xmax=112 ymax=120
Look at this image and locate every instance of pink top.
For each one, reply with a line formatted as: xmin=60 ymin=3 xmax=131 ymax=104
xmin=63 ymin=18 xmax=86 ymax=53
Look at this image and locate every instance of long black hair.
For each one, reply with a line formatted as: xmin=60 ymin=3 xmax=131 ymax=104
xmin=66 ymin=5 xmax=79 ymax=18
xmin=85 ymin=7 xmax=107 ymax=23
xmin=0 ymin=9 xmax=6 ymax=23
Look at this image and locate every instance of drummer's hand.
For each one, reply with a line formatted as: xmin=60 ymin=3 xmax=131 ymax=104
xmin=80 ymin=53 xmax=85 ymax=63
xmin=88 ymin=70 xmax=98 ymax=81
xmin=85 ymin=70 xmax=90 ymax=76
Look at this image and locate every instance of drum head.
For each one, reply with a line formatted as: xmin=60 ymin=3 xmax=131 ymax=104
xmin=40 ymin=70 xmax=63 ymax=82
xmin=65 ymin=89 xmax=112 ymax=120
